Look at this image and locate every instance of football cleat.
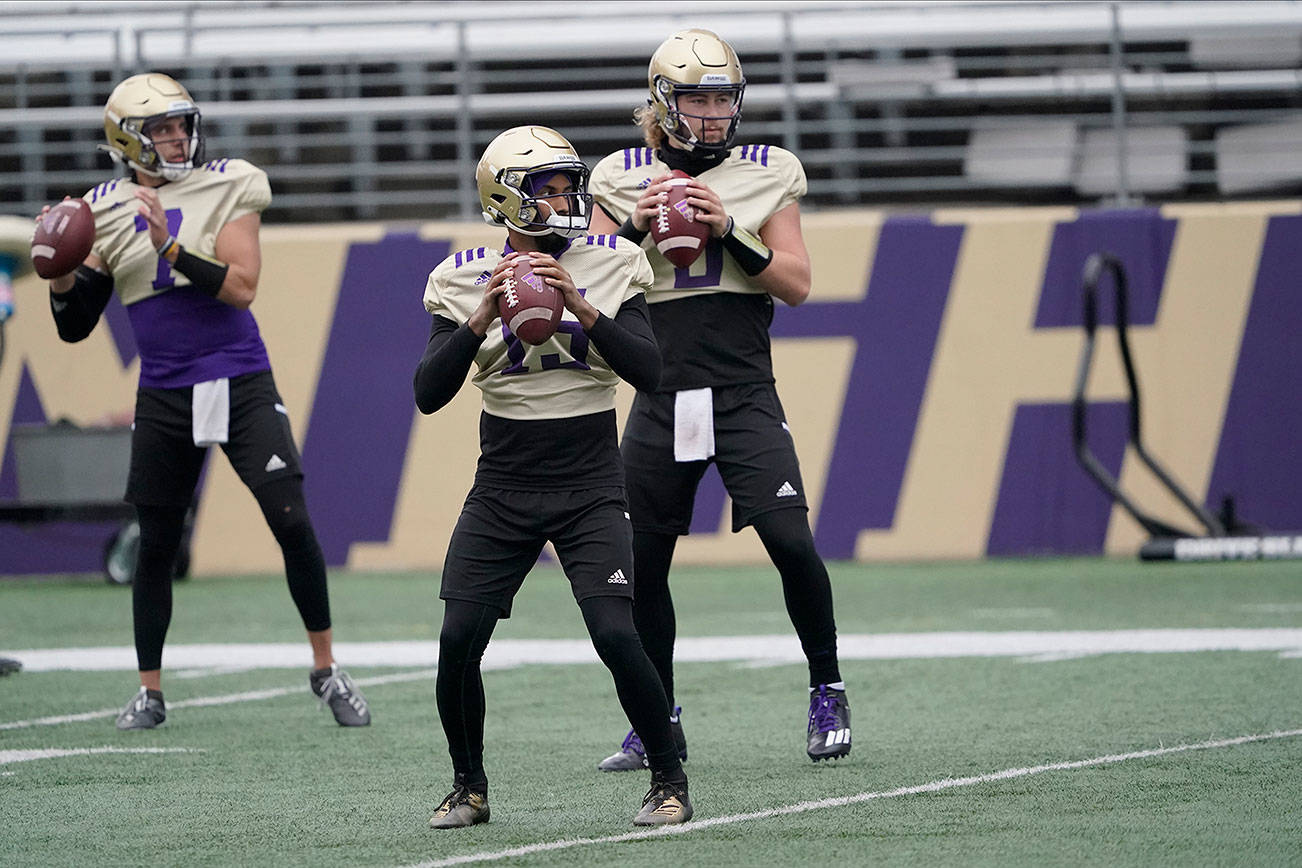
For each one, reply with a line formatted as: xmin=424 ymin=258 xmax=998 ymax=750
xmin=116 ymin=687 xmax=166 ymax=730
xmin=310 ymin=663 xmax=371 ymax=727
xmin=429 ymin=785 xmax=490 ymax=829
xmin=598 ymin=707 xmax=687 ymax=771
xmin=0 ymin=657 xmax=21 ymax=676
xmin=633 ymin=779 xmax=693 ymax=826
xmin=806 ymin=685 xmax=851 ymax=762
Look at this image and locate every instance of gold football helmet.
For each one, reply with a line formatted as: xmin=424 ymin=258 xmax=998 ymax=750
xmin=476 ymin=126 xmax=592 ymax=238
xmin=101 ymin=73 xmax=204 ymax=181
xmin=648 ymin=29 xmax=745 ymax=152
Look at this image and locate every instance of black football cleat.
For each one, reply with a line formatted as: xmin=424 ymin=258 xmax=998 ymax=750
xmin=429 ymin=784 xmax=490 ymax=829
xmin=0 ymin=657 xmax=21 ymax=676
xmin=598 ymin=706 xmax=687 ymax=771
xmin=806 ymin=685 xmax=851 ymax=762
xmin=116 ymin=687 xmax=166 ymax=730
xmin=310 ymin=663 xmax=371 ymax=727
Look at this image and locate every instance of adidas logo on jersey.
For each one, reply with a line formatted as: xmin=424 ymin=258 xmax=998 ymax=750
xmin=636 ymin=178 xmax=652 ymax=189
xmin=607 ymin=569 xmax=629 ymax=585
xmin=474 ymin=270 xmax=491 ymax=285
xmin=265 ymin=454 xmax=287 ymax=472
xmin=776 ymin=481 xmax=799 ymax=498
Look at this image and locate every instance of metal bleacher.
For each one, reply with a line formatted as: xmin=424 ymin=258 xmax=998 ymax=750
xmin=1 ymin=0 xmax=1301 ymax=224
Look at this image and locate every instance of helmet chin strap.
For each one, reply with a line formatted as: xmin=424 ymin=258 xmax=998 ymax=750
xmin=534 ymin=232 xmax=571 ymax=255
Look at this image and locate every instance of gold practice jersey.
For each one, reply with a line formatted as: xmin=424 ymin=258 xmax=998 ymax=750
xmin=81 ymin=159 xmax=273 ymax=389
xmin=422 ymin=235 xmax=654 ymax=421
xmin=589 ymin=144 xmax=806 ymax=391
xmin=85 ymin=158 xmax=271 ymax=307
xmin=589 ymin=144 xmax=805 ymax=305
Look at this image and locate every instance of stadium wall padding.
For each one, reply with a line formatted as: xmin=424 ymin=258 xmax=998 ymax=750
xmin=2 ymin=202 xmax=1299 ymax=575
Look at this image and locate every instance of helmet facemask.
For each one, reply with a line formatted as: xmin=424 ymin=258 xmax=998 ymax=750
xmin=504 ymin=166 xmax=593 ymax=239
xmin=652 ymin=78 xmax=745 ymax=153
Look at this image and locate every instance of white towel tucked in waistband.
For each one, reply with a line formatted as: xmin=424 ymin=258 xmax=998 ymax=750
xmin=192 ymin=378 xmax=230 ymax=447
xmin=673 ymin=387 xmax=715 ymax=462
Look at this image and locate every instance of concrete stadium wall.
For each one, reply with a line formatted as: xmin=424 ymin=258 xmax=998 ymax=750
xmin=2 ymin=201 xmax=1299 ymax=575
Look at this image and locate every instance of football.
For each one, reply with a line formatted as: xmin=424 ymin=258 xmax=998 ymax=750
xmin=649 ymin=169 xmax=709 ymax=269
xmin=31 ymin=198 xmax=94 ymax=279
xmin=497 ymin=257 xmax=564 ymax=346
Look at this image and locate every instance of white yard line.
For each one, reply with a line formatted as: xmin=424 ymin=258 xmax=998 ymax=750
xmin=0 ymin=669 xmax=435 ymax=731
xmin=2 ymin=629 xmax=1299 ymax=731
xmin=0 ymin=746 xmax=201 ymax=766
xmin=406 ymin=728 xmax=1302 ymax=868
xmin=5 ymin=628 xmax=1302 ymax=673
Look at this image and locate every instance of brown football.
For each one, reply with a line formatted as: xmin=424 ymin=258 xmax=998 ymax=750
xmin=31 ymin=198 xmax=94 ymax=279
xmin=649 ymin=169 xmax=709 ymax=269
xmin=497 ymin=257 xmax=564 ymax=346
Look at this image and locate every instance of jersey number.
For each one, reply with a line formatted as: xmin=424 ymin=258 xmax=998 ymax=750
xmin=672 ymin=238 xmax=724 ymax=289
xmin=133 ymin=209 xmax=183 ymax=291
xmin=499 ymin=287 xmax=591 ymax=375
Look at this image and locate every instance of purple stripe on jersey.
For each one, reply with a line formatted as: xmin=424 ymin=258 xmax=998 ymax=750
xmin=606 ymin=234 xmax=616 ymax=248
xmin=126 ymin=289 xmax=270 ymax=388
xmin=454 ymin=250 xmax=464 ymax=267
xmin=624 ymin=149 xmax=633 ymax=171
xmin=761 ymin=145 xmax=771 ymax=166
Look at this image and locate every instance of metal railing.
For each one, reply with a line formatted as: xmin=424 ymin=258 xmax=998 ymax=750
xmin=2 ymin=1 xmax=1301 ymax=223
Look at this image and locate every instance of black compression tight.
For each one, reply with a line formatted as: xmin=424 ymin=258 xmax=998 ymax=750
xmin=751 ymin=508 xmax=842 ymax=688
xmin=130 ymin=476 xmax=331 ymax=672
xmin=132 ymin=504 xmax=188 ymax=672
xmin=253 ymin=476 xmax=331 ymax=633
xmin=633 ymin=507 xmax=842 ymax=700
xmin=437 ymin=596 xmax=684 ymax=787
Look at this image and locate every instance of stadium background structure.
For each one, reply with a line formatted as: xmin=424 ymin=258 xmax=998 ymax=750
xmin=1 ymin=0 xmax=1301 ymax=576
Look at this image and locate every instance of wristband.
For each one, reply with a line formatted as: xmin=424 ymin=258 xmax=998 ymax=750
xmin=720 ymin=217 xmax=773 ymax=276
xmin=156 ymin=235 xmax=179 ymax=258
xmin=172 ymin=246 xmax=229 ymax=297
xmin=615 ymin=216 xmax=648 ymax=244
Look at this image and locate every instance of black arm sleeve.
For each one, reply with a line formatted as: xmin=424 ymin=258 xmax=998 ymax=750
xmin=413 ymin=315 xmax=484 ymax=414
xmin=585 ymin=294 xmax=661 ymax=393
xmin=50 ymin=265 xmax=114 ymax=343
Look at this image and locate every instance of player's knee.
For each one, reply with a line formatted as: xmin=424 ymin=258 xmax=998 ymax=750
xmin=755 ymin=512 xmax=818 ymax=564
xmin=588 ymin=620 xmax=641 ymax=663
xmin=264 ymin=502 xmax=316 ymax=549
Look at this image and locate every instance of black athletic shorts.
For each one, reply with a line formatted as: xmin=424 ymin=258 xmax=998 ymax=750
xmin=126 ymin=370 xmax=304 ymax=506
xmin=440 ymin=485 xmax=634 ymax=618
xmin=621 ymin=381 xmax=809 ymax=535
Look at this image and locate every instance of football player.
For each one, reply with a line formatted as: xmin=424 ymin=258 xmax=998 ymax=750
xmin=587 ymin=30 xmax=852 ymax=766
xmin=414 ymin=125 xmax=692 ymax=829
xmin=38 ymin=73 xmax=370 ymax=730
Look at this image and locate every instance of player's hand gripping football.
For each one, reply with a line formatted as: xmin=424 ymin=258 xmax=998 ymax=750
xmin=525 ymin=251 xmax=598 ymax=330
xmin=35 ymin=196 xmax=94 ymax=291
xmin=630 ymin=173 xmax=730 ymax=239
xmin=467 ymin=254 xmax=518 ymax=337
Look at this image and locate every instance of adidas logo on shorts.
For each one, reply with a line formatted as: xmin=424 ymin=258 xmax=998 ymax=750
xmin=607 ymin=569 xmax=629 ymax=585
xmin=265 ymin=454 xmax=287 ymax=472
xmin=776 ymin=481 xmax=798 ymax=498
